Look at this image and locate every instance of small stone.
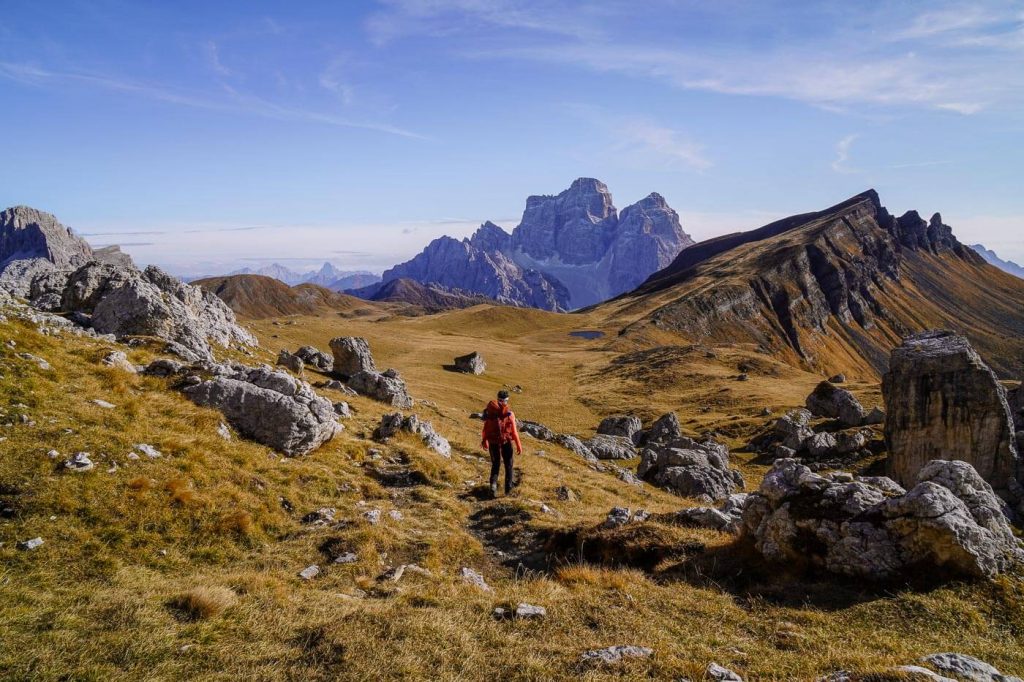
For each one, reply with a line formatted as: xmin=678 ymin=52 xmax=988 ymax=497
xmin=64 ymin=452 xmax=94 ymax=473
xmin=333 ymin=552 xmax=358 ymax=564
xmin=302 ymin=508 xmax=336 ymax=525
xmin=707 ymin=662 xmax=744 ymax=681
xmin=555 ymin=485 xmax=577 ymax=502
xmin=921 ymin=652 xmax=1014 ymax=682
xmin=363 ymin=509 xmax=381 ymax=525
xmin=380 ymin=565 xmax=406 ymax=582
xmin=135 ymin=443 xmax=162 ymax=459
xmin=388 ymin=510 xmax=403 ymax=521
xmin=514 ymin=603 xmax=546 ymax=619
xmin=828 ymin=373 xmax=846 ymax=383
xmin=298 ymin=565 xmax=321 ymax=581
xmin=580 ymin=645 xmax=653 ymax=665
xmin=17 ymin=537 xmax=44 ymax=551
xmin=458 ymin=567 xmax=491 ymax=591
xmin=217 ymin=422 xmax=232 ymax=440
xmin=736 ymin=373 xmax=749 ymax=381
xmin=127 ymin=452 xmax=140 ymax=461
xmin=333 ymin=401 xmax=352 ymax=418
xmin=91 ymin=399 xmax=116 ymax=409
xmin=46 ymin=449 xmax=60 ymax=459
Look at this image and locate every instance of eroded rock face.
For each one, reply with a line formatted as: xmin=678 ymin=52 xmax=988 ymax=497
xmin=638 ymin=436 xmax=744 ymax=501
xmin=453 ymin=351 xmax=485 ymax=375
xmin=742 ymin=458 xmax=1023 ymax=579
xmin=0 ymin=206 xmax=95 ymax=297
xmin=805 ymin=381 xmax=866 ymax=427
xmin=276 ymin=350 xmax=304 ymax=373
xmin=183 ymin=365 xmax=340 ymax=456
xmin=671 ymin=494 xmax=748 ymax=534
xmin=883 ymin=331 xmax=1019 ymax=490
xmin=329 ymin=337 xmax=376 ymax=378
xmin=584 ymin=434 xmax=636 ymax=460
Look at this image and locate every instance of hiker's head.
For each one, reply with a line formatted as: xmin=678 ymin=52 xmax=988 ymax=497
xmin=497 ymin=389 xmax=510 ymax=404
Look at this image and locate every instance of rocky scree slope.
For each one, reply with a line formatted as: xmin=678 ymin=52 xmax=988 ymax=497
xmin=357 ymin=178 xmax=694 ymax=311
xmin=605 ymin=190 xmax=1024 ymax=378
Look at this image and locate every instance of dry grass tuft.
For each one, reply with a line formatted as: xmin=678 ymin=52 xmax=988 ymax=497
xmin=169 ymin=586 xmax=237 ymax=621
xmin=217 ymin=509 xmax=254 ymax=536
xmin=164 ymin=477 xmax=196 ymax=505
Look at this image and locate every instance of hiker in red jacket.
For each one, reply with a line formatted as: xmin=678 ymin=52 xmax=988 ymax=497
xmin=481 ymin=389 xmax=523 ymax=496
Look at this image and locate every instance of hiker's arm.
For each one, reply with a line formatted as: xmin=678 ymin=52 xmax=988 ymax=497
xmin=480 ymin=418 xmax=487 ymax=449
xmin=511 ymin=417 xmax=523 ymax=455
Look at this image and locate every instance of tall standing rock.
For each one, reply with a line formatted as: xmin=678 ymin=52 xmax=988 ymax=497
xmin=883 ymin=330 xmax=1019 ymax=490
xmin=329 ymin=337 xmax=376 ymax=378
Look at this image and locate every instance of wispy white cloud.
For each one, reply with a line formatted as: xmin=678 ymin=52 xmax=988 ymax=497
xmin=616 ymin=118 xmax=711 ymax=171
xmin=0 ymin=61 xmax=425 ymax=139
xmin=318 ymin=57 xmax=356 ymax=106
xmin=201 ymin=40 xmax=232 ymax=77
xmin=831 ymin=134 xmax=859 ymax=174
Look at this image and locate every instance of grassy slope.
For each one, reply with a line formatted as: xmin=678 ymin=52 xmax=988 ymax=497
xmin=1 ymin=305 xmax=1023 ymax=681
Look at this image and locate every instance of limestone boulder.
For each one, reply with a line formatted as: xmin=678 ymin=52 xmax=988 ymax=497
xmin=883 ymin=330 xmax=1019 ymax=491
xmin=453 ymin=351 xmax=485 ymax=375
xmin=638 ymin=436 xmax=744 ymax=501
xmin=347 ymin=369 xmax=413 ymax=408
xmin=183 ymin=365 xmax=340 ymax=456
xmin=329 ymin=337 xmax=376 ymax=378
xmin=806 ymin=381 xmax=867 ymax=427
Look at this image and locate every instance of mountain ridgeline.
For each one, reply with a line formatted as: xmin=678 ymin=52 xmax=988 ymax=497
xmin=351 ymin=178 xmax=694 ymax=310
xmin=602 ymin=189 xmax=1024 ymax=378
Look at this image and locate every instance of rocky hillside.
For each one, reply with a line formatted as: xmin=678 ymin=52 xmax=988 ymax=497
xmin=600 ymin=190 xmax=1024 ymax=379
xmin=365 ymin=179 xmax=694 ymax=311
xmin=193 ymin=274 xmax=377 ymax=319
xmin=972 ymin=244 xmax=1024 ymax=280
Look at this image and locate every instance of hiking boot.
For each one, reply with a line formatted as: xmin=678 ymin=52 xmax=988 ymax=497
xmin=489 ymin=481 xmax=498 ymax=498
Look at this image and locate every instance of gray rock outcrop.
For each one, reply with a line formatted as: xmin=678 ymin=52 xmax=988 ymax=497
xmin=453 ymin=351 xmax=485 ymax=375
xmin=805 ymin=381 xmax=867 ymax=426
xmin=637 ymin=436 xmax=744 ymax=501
xmin=597 ymin=415 xmax=642 ymax=440
xmin=883 ymin=331 xmax=1019 ymax=490
xmin=347 ymin=369 xmax=413 ymax=408
xmin=329 ymin=337 xmax=376 ymax=378
xmin=276 ymin=350 xmax=304 ymax=373
xmin=584 ymin=434 xmax=637 ymax=460
xmin=294 ymin=345 xmax=333 ymax=371
xmin=373 ymin=412 xmax=451 ymax=457
xmin=0 ymin=206 xmax=95 ymax=297
xmin=183 ymin=365 xmax=340 ymax=456
xmin=742 ymin=458 xmax=1024 ymax=579
xmin=671 ymin=493 xmax=748 ymax=533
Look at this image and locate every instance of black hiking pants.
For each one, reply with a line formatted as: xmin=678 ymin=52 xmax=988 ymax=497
xmin=488 ymin=442 xmax=514 ymax=493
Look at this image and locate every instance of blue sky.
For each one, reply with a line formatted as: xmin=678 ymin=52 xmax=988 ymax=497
xmin=1 ymin=0 xmax=1022 ymax=276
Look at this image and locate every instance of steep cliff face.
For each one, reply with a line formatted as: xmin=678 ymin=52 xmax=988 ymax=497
xmin=601 ymin=190 xmax=1024 ymax=379
xmin=0 ymin=206 xmax=96 ymax=296
xmin=369 ymin=179 xmax=693 ymax=310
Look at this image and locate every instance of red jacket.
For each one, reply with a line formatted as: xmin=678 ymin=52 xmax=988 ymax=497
xmin=481 ymin=400 xmax=522 ymax=451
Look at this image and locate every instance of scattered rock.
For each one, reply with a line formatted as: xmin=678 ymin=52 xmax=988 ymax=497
xmin=276 ymin=350 xmax=304 ymax=374
xmin=580 ymin=645 xmax=653 ymax=666
xmin=16 ymin=352 xmax=50 ymax=371
xmin=638 ymin=436 xmax=744 ymax=501
xmin=347 ymin=369 xmax=413 ymax=408
xmin=707 ymin=662 xmax=744 ymax=681
xmin=298 ymin=565 xmax=321 ymax=581
xmin=883 ymin=330 xmax=1019 ymax=491
xmin=64 ymin=452 xmax=94 ymax=472
xmin=329 ymin=337 xmax=376 ymax=378
xmin=863 ymin=406 xmax=885 ymax=425
xmin=804 ymin=432 xmax=838 ymax=459
xmin=17 ymin=537 xmax=44 ymax=551
xmin=647 ymin=412 xmax=682 ymax=443
xmin=91 ymin=399 xmax=116 ymax=409
xmin=373 ymin=413 xmax=451 ymax=456
xmin=333 ymin=552 xmax=358 ymax=564
xmin=183 ymin=365 xmax=340 ymax=456
xmin=388 ymin=510 xmax=404 ymax=521
xmin=494 ymin=603 xmax=546 ymax=620
xmin=217 ymin=422 xmax=232 ymax=440
xmin=921 ymin=652 xmax=1020 ymax=682
xmin=828 ymin=373 xmax=846 ymax=383
xmin=671 ymin=494 xmax=748 ymax=534
xmin=363 ymin=509 xmax=381 ymax=525
xmin=742 ymin=458 xmax=1024 ymax=579
xmin=333 ymin=401 xmax=352 ymax=418
xmin=100 ymin=350 xmax=136 ymax=373
xmin=458 ymin=567 xmax=491 ymax=591
xmin=736 ymin=373 xmax=749 ymax=381
xmin=141 ymin=358 xmax=186 ymax=377
xmin=302 ymin=508 xmax=336 ymax=525
xmin=135 ymin=443 xmax=162 ymax=459
xmin=453 ymin=351 xmax=486 ymax=375
xmin=806 ymin=380 xmax=867 ymax=426
xmin=294 ymin=345 xmax=333 ymax=371
xmin=602 ymin=507 xmax=650 ymax=529
xmin=555 ymin=485 xmax=577 ymax=502
xmin=380 ymin=565 xmax=406 ymax=582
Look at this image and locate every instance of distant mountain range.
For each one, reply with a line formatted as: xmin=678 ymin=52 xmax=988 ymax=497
xmin=350 ymin=178 xmax=694 ymax=311
xmin=228 ymin=262 xmax=381 ymax=291
xmin=970 ymin=244 xmax=1024 ymax=279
